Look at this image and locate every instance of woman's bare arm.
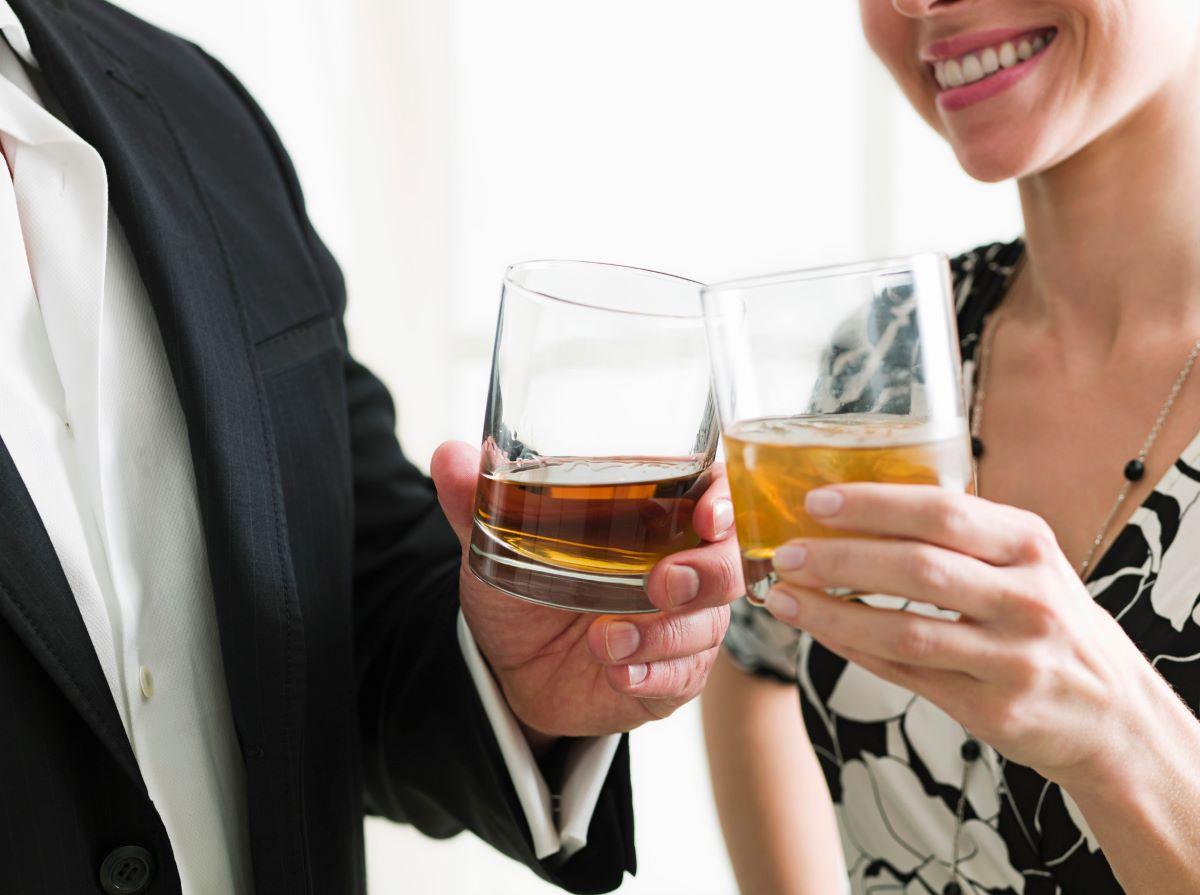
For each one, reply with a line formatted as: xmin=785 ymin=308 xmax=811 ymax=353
xmin=702 ymin=650 xmax=846 ymax=895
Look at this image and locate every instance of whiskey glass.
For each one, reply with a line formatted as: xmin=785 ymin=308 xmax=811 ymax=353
xmin=701 ymin=254 xmax=972 ymax=603
xmin=469 ymin=261 xmax=718 ymax=613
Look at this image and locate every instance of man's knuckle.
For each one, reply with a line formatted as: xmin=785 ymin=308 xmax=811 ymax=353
xmin=712 ymin=605 xmax=731 ymax=647
xmin=713 ymin=550 xmax=741 ymax=598
xmin=680 ymin=658 xmax=709 ymax=699
xmin=653 ymin=661 xmax=689 ymax=697
xmin=659 ymin=617 xmax=690 ymax=656
xmin=699 ymin=610 xmax=726 ymax=652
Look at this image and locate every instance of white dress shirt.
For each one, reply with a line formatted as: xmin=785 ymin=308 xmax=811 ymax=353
xmin=0 ymin=4 xmax=617 ymax=891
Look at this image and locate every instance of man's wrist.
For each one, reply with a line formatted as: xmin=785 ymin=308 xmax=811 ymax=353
xmin=475 ymin=644 xmax=561 ymax=758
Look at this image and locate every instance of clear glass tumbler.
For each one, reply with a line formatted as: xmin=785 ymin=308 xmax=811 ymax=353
xmin=469 ymin=261 xmax=719 ymax=614
xmin=701 ymin=254 xmax=973 ymax=603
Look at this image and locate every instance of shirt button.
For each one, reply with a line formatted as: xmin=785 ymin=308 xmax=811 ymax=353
xmin=943 ymin=883 xmax=963 ymax=895
xmin=99 ymin=845 xmax=155 ymax=894
xmin=960 ymin=738 xmax=982 ymax=763
xmin=138 ymin=666 xmax=154 ymax=700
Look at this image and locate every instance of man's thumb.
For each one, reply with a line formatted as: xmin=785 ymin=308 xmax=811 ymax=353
xmin=430 ymin=440 xmax=480 ymax=542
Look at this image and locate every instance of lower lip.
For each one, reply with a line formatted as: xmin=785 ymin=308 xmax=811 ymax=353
xmin=935 ymin=44 xmax=1052 ymax=113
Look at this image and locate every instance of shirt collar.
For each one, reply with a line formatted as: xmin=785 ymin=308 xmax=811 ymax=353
xmin=0 ymin=0 xmax=38 ymax=70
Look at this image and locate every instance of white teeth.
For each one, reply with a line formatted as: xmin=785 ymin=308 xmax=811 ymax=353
xmin=961 ymin=53 xmax=984 ymax=83
xmin=944 ymin=58 xmax=965 ymax=87
xmin=933 ymin=31 xmax=1053 ymax=91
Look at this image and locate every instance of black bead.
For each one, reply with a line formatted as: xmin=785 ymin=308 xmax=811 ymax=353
xmin=1124 ymin=459 xmax=1146 ymax=482
xmin=960 ymin=738 xmax=982 ymax=762
xmin=971 ymin=436 xmax=985 ymax=459
xmin=943 ymin=883 xmax=964 ymax=895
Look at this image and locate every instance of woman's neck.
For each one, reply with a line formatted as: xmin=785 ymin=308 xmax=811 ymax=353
xmin=1014 ymin=53 xmax=1200 ymax=357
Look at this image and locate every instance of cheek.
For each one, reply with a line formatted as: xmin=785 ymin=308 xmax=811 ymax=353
xmin=1127 ymin=1 xmax=1200 ymax=74
xmin=1069 ymin=4 xmax=1196 ymax=136
xmin=1079 ymin=1 xmax=1197 ymax=104
xmin=859 ymin=2 xmax=942 ymax=129
xmin=859 ymin=1 xmax=907 ymax=69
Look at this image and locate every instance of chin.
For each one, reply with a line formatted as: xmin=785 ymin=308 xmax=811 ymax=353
xmin=950 ymin=143 xmax=1031 ymax=183
xmin=943 ymin=123 xmax=1054 ymax=183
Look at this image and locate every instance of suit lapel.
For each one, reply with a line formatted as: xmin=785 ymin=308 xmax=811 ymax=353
xmin=0 ymin=442 xmax=143 ymax=787
xmin=3 ymin=1 xmax=309 ymax=886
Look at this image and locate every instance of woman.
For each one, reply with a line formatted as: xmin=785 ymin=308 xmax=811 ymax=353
xmin=703 ymin=2 xmax=1200 ymax=893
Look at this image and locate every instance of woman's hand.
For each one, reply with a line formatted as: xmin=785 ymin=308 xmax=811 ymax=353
xmin=762 ymin=483 xmax=1172 ymax=790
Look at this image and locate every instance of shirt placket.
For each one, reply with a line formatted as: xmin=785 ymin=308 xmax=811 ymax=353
xmin=0 ymin=59 xmax=137 ymax=734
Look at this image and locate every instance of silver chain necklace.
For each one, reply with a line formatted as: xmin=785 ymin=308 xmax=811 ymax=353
xmin=943 ymin=294 xmax=1200 ymax=894
xmin=970 ymin=309 xmax=1200 ymax=579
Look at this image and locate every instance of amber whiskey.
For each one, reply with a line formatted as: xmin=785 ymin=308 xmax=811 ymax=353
xmin=473 ymin=457 xmax=711 ymax=578
xmin=724 ymin=414 xmax=972 ymax=601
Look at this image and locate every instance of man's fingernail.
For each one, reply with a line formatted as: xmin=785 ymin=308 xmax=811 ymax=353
xmin=806 ymin=489 xmax=844 ymax=517
xmin=712 ymin=499 xmax=734 ymax=535
xmin=665 ymin=565 xmax=701 ymax=608
xmin=626 ymin=663 xmax=648 ymax=685
xmin=773 ymin=543 xmax=808 ymax=572
xmin=605 ymin=621 xmax=641 ymax=661
xmin=765 ymin=590 xmax=800 ymax=623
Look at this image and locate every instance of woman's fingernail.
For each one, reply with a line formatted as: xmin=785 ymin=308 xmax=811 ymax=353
xmin=605 ymin=621 xmax=641 ymax=661
xmin=626 ymin=663 xmax=648 ymax=685
xmin=806 ymin=489 xmax=844 ymax=517
xmin=712 ymin=499 xmax=735 ymax=536
xmin=765 ymin=590 xmax=800 ymax=623
xmin=665 ymin=564 xmax=701 ymax=607
xmin=773 ymin=543 xmax=808 ymax=572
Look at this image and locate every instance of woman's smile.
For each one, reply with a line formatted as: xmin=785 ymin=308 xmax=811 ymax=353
xmin=926 ymin=26 xmax=1058 ymax=111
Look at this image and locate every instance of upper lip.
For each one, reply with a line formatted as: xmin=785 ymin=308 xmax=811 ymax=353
xmin=920 ymin=26 xmax=1053 ymax=62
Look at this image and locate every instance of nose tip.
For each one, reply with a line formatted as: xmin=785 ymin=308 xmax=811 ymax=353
xmin=892 ymin=0 xmax=962 ymax=16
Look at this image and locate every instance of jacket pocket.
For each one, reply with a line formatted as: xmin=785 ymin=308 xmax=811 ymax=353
xmin=254 ymin=316 xmax=342 ymax=376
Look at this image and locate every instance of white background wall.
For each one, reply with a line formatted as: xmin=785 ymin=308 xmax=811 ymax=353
xmin=111 ymin=2 xmax=1022 ymax=893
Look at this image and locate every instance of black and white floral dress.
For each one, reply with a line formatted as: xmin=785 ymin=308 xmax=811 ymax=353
xmin=724 ymin=239 xmax=1200 ymax=895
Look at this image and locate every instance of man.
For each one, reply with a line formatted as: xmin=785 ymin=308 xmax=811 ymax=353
xmin=0 ymin=0 xmax=742 ymax=893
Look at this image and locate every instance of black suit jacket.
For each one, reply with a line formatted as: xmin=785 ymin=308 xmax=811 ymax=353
xmin=0 ymin=1 xmax=635 ymax=892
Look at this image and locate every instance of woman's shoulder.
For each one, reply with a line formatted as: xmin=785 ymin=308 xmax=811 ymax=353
xmin=951 ymin=238 xmax=1025 ymax=350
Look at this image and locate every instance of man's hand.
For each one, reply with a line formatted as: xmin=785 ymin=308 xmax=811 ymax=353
xmin=431 ymin=441 xmax=742 ymax=742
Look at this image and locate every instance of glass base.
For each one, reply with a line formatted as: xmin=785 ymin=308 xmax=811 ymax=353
xmin=742 ymin=554 xmax=860 ymax=606
xmin=468 ymin=523 xmax=657 ymax=614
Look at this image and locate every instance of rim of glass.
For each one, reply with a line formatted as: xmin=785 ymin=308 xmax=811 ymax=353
xmin=701 ymin=252 xmax=949 ymax=300
xmin=504 ymin=259 xmax=705 ymax=320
